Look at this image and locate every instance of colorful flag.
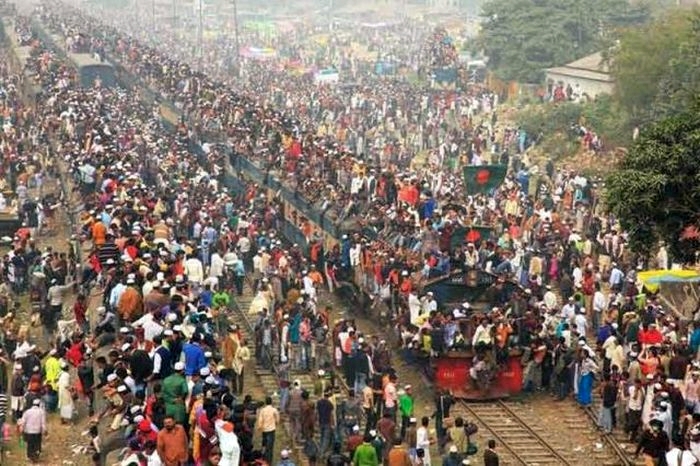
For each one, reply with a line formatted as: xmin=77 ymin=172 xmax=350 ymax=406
xmin=450 ymin=226 xmax=493 ymax=249
xmin=463 ymin=165 xmax=507 ymax=195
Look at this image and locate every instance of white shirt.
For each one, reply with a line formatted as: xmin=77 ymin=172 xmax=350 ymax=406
xmin=252 ymin=254 xmax=263 ymax=273
xmin=543 ymin=291 xmax=558 ymax=310
xmin=146 ymin=450 xmax=164 ymax=466
xmin=152 ymin=346 xmax=165 ymax=376
xmin=209 ymin=253 xmax=224 ymax=278
xmin=142 ymin=280 xmax=155 ymax=297
xmin=236 ymin=237 xmax=251 ymax=253
xmin=185 ymin=258 xmax=204 ymax=284
xmin=302 ymin=275 xmax=316 ymax=298
xmin=665 ymin=448 xmax=697 ymax=466
xmin=408 ymin=294 xmax=421 ymax=325
xmin=573 ymin=313 xmax=587 ymax=336
xmin=627 ymin=385 xmax=644 ymax=411
xmin=561 ymin=303 xmax=576 ymax=321
xmin=593 ymin=291 xmax=607 ymax=313
xmin=416 ymin=425 xmax=431 ymax=451
xmin=472 ymin=324 xmax=493 ymax=347
xmin=215 ymin=421 xmax=241 ymax=466
xmin=572 ymin=267 xmax=583 ymax=286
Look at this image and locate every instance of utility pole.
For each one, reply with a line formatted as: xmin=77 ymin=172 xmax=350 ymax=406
xmin=152 ymin=0 xmax=155 ymax=32
xmin=198 ymin=0 xmax=203 ymax=66
xmin=232 ymin=0 xmax=240 ymax=77
xmin=329 ymin=0 xmax=333 ymax=32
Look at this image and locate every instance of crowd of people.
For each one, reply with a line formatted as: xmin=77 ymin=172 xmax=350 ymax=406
xmin=0 ymin=4 xmax=497 ymax=466
xmin=0 ymin=1 xmax=699 ymax=466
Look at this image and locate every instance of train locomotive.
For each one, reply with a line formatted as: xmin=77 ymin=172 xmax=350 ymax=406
xmin=423 ymin=269 xmax=525 ymax=400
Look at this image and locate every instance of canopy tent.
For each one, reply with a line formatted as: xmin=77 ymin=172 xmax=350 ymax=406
xmin=637 ymin=269 xmax=700 ymax=319
xmin=637 ymin=269 xmax=700 ymax=293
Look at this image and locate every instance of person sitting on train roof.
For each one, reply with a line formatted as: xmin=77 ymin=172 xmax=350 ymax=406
xmin=452 ymin=303 xmax=470 ymax=319
xmin=472 ymin=318 xmax=493 ymax=351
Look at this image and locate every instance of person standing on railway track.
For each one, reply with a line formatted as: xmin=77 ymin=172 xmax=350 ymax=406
xmin=19 ymin=398 xmax=47 ymax=464
xmin=598 ymin=374 xmax=617 ymax=434
xmin=388 ymin=436 xmax=412 ymax=466
xmin=577 ymin=348 xmax=598 ymax=407
xmin=257 ymin=395 xmax=280 ymax=465
xmin=433 ymin=390 xmax=453 ymax=453
xmin=636 ymin=419 xmax=670 ymax=465
xmin=416 ymin=417 xmax=433 ymax=466
xmin=352 ymin=434 xmax=379 ymax=466
xmin=483 ymin=439 xmax=499 ymax=466
xmin=362 ymin=383 xmax=376 ymax=436
xmin=398 ymin=385 xmax=414 ymax=440
xmin=383 ymin=373 xmax=398 ymax=422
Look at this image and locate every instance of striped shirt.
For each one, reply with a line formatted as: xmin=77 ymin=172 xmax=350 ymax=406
xmin=0 ymin=393 xmax=8 ymax=418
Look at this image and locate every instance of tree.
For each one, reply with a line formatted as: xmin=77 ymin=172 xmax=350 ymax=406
xmin=605 ymin=100 xmax=700 ymax=261
xmin=478 ymin=0 xmax=649 ymax=83
xmin=611 ymin=11 xmax=692 ymax=122
xmin=655 ymin=13 xmax=700 ymax=118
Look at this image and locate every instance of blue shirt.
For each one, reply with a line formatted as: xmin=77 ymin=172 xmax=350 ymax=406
xmin=182 ymin=342 xmax=206 ymax=376
xmin=691 ymin=328 xmax=700 ymax=354
xmin=199 ymin=290 xmax=213 ymax=308
xmin=609 ymin=268 xmax=624 ymax=286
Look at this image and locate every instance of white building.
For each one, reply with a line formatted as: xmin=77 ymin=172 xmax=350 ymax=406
xmin=546 ymin=52 xmax=614 ymax=99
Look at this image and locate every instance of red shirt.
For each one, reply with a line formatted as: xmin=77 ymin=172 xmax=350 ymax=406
xmin=73 ymin=301 xmax=87 ymax=325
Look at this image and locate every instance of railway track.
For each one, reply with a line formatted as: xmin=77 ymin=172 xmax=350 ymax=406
xmin=583 ymin=405 xmax=637 ymax=466
xmin=456 ymin=400 xmax=573 ymax=466
xmin=228 ymin=283 xmax=350 ymax=463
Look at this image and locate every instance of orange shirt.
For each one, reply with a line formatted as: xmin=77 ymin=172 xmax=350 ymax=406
xmin=495 ymin=323 xmax=512 ymax=348
xmin=92 ymin=221 xmax=107 ymax=246
xmin=118 ymin=287 xmax=143 ymax=322
xmin=157 ymin=425 xmax=189 ymax=466
xmin=308 ymin=270 xmax=324 ymax=285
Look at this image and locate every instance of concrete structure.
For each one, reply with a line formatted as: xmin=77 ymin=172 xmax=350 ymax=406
xmin=546 ymin=52 xmax=614 ymax=98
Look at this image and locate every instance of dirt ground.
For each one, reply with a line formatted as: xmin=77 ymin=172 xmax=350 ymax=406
xmin=2 ymin=176 xmax=95 ymax=466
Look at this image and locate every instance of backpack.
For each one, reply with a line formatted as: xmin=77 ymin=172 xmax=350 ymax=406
xmin=303 ymin=439 xmax=319 ymax=460
xmin=327 ymin=453 xmax=348 ymax=466
xmin=464 ymin=422 xmax=478 ymax=436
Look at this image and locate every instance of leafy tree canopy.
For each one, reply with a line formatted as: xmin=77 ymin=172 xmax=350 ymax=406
xmin=605 ymin=100 xmax=700 ymax=261
xmin=610 ymin=11 xmax=695 ymax=122
xmin=478 ymin=0 xmax=649 ymax=83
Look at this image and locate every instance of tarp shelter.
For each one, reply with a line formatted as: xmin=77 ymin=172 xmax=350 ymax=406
xmin=239 ymin=47 xmax=277 ymax=60
xmin=314 ymin=68 xmax=339 ymax=85
xmin=638 ymin=269 xmax=700 ymax=319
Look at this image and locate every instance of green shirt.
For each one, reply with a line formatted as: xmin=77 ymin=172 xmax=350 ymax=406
xmin=162 ymin=373 xmax=188 ymax=424
xmin=398 ymin=393 xmax=414 ymax=417
xmin=353 ymin=443 xmax=379 ymax=466
xmin=213 ymin=292 xmax=230 ymax=308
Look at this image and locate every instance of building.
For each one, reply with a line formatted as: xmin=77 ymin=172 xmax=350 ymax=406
xmin=545 ymin=52 xmax=614 ymax=99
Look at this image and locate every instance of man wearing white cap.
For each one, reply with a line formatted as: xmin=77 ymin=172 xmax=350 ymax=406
xmin=162 ymin=362 xmax=188 ymax=425
xmin=19 ymin=398 xmax=46 ymax=462
xmin=46 ymin=278 xmax=74 ymax=335
xmin=279 ymin=449 xmax=295 ymax=466
xmin=57 ymin=360 xmax=74 ymax=424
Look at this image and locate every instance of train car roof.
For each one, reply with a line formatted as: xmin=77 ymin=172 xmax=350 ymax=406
xmin=67 ymin=53 xmax=114 ymax=68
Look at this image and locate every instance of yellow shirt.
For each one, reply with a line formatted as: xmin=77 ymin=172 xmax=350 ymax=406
xmin=256 ymin=405 xmax=280 ymax=433
xmin=44 ymin=356 xmax=61 ymax=391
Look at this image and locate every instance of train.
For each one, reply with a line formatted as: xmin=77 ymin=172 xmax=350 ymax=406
xmin=35 ymin=14 xmax=525 ymax=401
xmin=423 ymin=269 xmax=525 ymax=400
